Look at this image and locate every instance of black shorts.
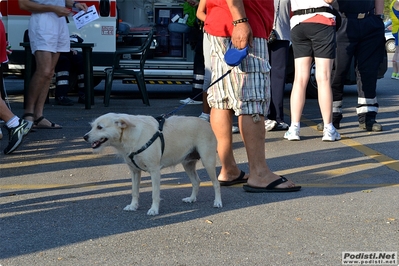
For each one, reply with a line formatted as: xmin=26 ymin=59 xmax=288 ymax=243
xmin=291 ymin=23 xmax=336 ymax=59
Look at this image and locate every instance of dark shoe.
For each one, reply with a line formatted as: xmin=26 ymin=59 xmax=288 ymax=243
xmin=3 ymin=119 xmax=33 ymax=155
xmin=78 ymin=97 xmax=86 ymax=104
xmin=318 ymin=113 xmax=343 ymax=131
xmin=273 ymin=122 xmax=289 ymax=131
xmin=359 ymin=121 xmax=382 ymax=132
xmin=317 ymin=120 xmax=341 ymax=132
xmin=56 ymin=96 xmax=74 ymax=106
xmin=316 ymin=122 xmax=324 ymax=131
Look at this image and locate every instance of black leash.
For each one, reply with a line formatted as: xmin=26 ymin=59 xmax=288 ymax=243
xmin=160 ymin=68 xmax=233 ymax=119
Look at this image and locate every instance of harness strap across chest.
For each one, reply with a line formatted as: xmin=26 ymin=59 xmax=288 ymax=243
xmin=128 ymin=116 xmax=165 ymax=171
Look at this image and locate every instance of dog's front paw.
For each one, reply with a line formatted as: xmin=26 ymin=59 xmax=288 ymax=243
xmin=123 ymin=203 xmax=139 ymax=211
xmin=182 ymin=196 xmax=197 ymax=203
xmin=213 ymin=200 xmax=223 ymax=208
xmin=147 ymin=208 xmax=159 ymax=215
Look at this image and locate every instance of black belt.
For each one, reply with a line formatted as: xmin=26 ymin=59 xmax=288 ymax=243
xmin=293 ymin=7 xmax=332 ymax=16
xmin=341 ymin=10 xmax=373 ymax=19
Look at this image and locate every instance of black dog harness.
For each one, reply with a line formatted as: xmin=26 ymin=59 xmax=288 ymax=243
xmin=128 ymin=116 xmax=165 ymax=171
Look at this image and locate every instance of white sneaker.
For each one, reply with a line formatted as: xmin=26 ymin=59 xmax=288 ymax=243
xmin=264 ymin=119 xmax=277 ymax=131
xmin=198 ymin=113 xmax=210 ymax=122
xmin=179 ymin=97 xmax=203 ymax=105
xmin=232 ymin=126 xmax=239 ymax=134
xmin=284 ymin=127 xmax=300 ymax=141
xmin=322 ymin=127 xmax=341 ymax=142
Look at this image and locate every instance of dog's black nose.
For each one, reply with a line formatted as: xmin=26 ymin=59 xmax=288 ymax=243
xmin=83 ymin=134 xmax=89 ymax=141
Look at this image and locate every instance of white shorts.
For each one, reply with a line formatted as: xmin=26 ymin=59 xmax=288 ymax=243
xmin=29 ymin=12 xmax=70 ymax=54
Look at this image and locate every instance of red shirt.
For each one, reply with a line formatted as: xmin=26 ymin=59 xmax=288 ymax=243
xmin=204 ymin=0 xmax=274 ymax=39
xmin=0 ymin=20 xmax=7 ymax=63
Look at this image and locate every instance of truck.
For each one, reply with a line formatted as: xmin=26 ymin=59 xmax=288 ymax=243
xmin=1 ymin=0 xmax=195 ymax=86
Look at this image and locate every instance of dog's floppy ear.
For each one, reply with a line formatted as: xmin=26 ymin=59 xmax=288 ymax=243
xmin=114 ymin=118 xmax=128 ymax=129
xmin=114 ymin=114 xmax=135 ymax=129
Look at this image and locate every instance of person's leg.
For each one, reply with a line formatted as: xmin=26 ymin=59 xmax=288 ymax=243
xmin=393 ymin=48 xmax=399 ymax=78
xmin=268 ymin=40 xmax=289 ymax=124
xmin=210 ymin=108 xmax=241 ymax=180
xmin=355 ymin=16 xmax=384 ymax=131
xmin=289 ymin=56 xmax=312 ymax=125
xmin=190 ymin=48 xmax=204 ymax=101
xmin=25 ymin=51 xmax=61 ymax=127
xmin=74 ymin=52 xmax=86 ymax=101
xmin=393 ymin=47 xmax=399 ymax=79
xmin=314 ymin=57 xmax=333 ymax=125
xmin=181 ymin=32 xmax=204 ymax=104
xmin=1 ymin=99 xmax=32 ymax=155
xmin=239 ymin=114 xmax=296 ymax=188
xmin=330 ymin=18 xmax=355 ymax=127
xmin=0 ymin=98 xmax=14 ymax=122
xmin=201 ymin=32 xmax=212 ymax=117
xmin=54 ymin=53 xmax=73 ymax=105
xmin=284 ymin=56 xmax=311 ymax=140
xmin=287 ymin=23 xmax=313 ymax=134
xmin=391 ymin=33 xmax=399 ymax=78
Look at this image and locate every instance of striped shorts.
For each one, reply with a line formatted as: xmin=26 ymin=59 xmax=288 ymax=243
xmin=206 ymin=34 xmax=271 ymax=116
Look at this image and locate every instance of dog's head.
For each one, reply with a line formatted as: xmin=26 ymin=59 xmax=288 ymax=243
xmin=83 ymin=113 xmax=134 ymax=151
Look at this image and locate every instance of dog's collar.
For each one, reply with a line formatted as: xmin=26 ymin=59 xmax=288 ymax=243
xmin=128 ymin=116 xmax=165 ymax=171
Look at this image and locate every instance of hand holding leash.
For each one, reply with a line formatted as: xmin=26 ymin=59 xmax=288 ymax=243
xmin=162 ymin=41 xmax=249 ymax=118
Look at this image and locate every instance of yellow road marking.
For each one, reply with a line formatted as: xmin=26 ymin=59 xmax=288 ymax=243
xmin=0 ymin=154 xmax=107 ymax=169
xmin=1 ymin=181 xmax=398 ymax=190
xmin=295 ymin=113 xmax=399 ymax=172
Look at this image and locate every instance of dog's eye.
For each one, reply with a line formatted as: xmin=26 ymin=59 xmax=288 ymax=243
xmin=97 ymin=125 xmax=103 ymax=130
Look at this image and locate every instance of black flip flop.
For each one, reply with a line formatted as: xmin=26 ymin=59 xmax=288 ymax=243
xmin=219 ymin=170 xmax=248 ymax=186
xmin=243 ymin=176 xmax=301 ymax=193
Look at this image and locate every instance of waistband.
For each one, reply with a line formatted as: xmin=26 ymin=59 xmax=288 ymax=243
xmin=293 ymin=7 xmax=332 ymax=16
xmin=341 ymin=9 xmax=374 ymax=19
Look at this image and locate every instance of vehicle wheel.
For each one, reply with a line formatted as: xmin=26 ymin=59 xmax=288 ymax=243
xmin=306 ymin=61 xmax=318 ymax=99
xmin=386 ymin=39 xmax=396 ymax=53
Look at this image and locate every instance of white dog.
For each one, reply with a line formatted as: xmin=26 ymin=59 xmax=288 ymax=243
xmin=84 ymin=113 xmax=222 ymax=215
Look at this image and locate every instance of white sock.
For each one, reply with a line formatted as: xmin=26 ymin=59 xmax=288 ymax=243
xmin=324 ymin=122 xmax=334 ymax=131
xmin=290 ymin=122 xmax=300 ymax=129
xmin=6 ymin=116 xmax=19 ymax=128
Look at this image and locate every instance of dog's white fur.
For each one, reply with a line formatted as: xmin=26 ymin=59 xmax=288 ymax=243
xmin=84 ymin=113 xmax=222 ymax=215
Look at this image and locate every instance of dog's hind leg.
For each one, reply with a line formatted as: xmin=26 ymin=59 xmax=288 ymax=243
xmin=181 ymin=160 xmax=200 ymax=203
xmin=147 ymin=169 xmax=162 ymax=215
xmin=201 ymin=153 xmax=223 ymax=208
xmin=123 ymin=169 xmax=142 ymax=212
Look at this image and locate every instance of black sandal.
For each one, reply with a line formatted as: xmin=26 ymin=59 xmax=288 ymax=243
xmin=22 ymin=113 xmax=34 ymax=120
xmin=33 ymin=116 xmax=62 ymax=129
